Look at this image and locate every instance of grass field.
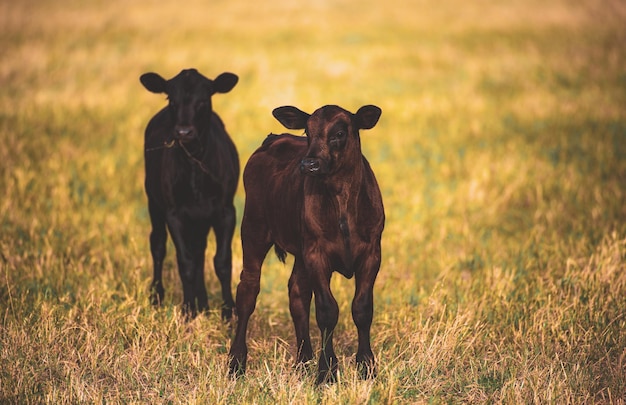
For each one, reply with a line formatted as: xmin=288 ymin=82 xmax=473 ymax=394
xmin=1 ymin=0 xmax=626 ymax=402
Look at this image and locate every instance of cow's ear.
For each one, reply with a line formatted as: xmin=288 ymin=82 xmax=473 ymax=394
xmin=272 ymin=106 xmax=310 ymax=130
xmin=213 ymin=73 xmax=238 ymax=94
xmin=355 ymin=105 xmax=382 ymax=130
xmin=140 ymin=73 xmax=167 ymax=94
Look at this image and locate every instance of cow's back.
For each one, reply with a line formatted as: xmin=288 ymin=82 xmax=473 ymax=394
xmin=243 ymin=133 xmax=306 ymax=186
xmin=242 ymin=134 xmax=307 ymax=253
xmin=143 ymin=107 xmax=170 ymax=204
xmin=206 ymin=113 xmax=240 ymax=200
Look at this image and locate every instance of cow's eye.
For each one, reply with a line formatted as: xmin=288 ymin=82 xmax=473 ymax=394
xmin=329 ymin=131 xmax=346 ymax=149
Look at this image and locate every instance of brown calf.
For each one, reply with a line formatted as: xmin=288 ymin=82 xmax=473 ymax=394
xmin=228 ymin=104 xmax=384 ymax=383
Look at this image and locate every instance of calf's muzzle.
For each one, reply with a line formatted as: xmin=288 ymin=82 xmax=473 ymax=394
xmin=174 ymin=126 xmax=195 ymax=141
xmin=300 ymin=158 xmax=321 ymax=175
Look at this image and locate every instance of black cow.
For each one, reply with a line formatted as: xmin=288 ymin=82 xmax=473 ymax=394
xmin=140 ymin=68 xmax=238 ymax=319
xmin=228 ymin=104 xmax=385 ymax=383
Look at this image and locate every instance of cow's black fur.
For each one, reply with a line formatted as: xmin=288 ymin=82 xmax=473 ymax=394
xmin=140 ymin=68 xmax=238 ymax=319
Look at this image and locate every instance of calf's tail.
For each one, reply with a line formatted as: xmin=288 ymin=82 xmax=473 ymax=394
xmin=274 ymin=245 xmax=287 ymax=263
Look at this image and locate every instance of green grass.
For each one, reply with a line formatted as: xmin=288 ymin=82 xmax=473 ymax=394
xmin=2 ymin=0 xmax=626 ymax=402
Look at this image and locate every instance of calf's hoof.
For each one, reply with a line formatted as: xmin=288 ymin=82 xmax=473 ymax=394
xmin=221 ymin=306 xmax=234 ymax=321
xmin=315 ymin=357 xmax=338 ymax=385
xmin=357 ymin=360 xmax=377 ymax=380
xmin=315 ymin=368 xmax=338 ymax=385
xmin=150 ymin=286 xmax=165 ymax=306
xmin=228 ymin=356 xmax=246 ymax=378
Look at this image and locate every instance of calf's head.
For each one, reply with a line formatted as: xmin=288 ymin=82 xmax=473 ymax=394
xmin=273 ymin=105 xmax=381 ymax=176
xmin=140 ymin=69 xmax=238 ymax=142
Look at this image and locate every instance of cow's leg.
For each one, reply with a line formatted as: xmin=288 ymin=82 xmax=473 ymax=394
xmin=288 ymin=256 xmax=313 ymax=366
xmin=191 ymin=231 xmax=209 ymax=315
xmin=228 ymin=222 xmax=271 ymax=376
xmin=148 ymin=200 xmax=167 ymax=306
xmin=352 ymin=247 xmax=381 ymax=379
xmin=213 ymin=204 xmax=236 ymax=320
xmin=168 ymin=215 xmax=209 ymax=318
xmin=310 ymin=258 xmax=339 ymax=384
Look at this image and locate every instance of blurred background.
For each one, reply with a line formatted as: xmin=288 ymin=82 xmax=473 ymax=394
xmin=1 ymin=0 xmax=625 ymax=402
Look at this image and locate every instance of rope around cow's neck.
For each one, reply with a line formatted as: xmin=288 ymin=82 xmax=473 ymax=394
xmin=145 ymin=139 xmax=176 ymax=152
xmin=145 ymin=139 xmax=210 ymax=175
xmin=178 ymin=141 xmax=211 ymax=175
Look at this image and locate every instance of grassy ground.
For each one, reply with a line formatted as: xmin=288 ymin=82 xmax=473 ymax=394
xmin=1 ymin=0 xmax=625 ymax=402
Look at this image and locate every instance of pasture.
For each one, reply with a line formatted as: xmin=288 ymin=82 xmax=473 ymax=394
xmin=1 ymin=0 xmax=625 ymax=402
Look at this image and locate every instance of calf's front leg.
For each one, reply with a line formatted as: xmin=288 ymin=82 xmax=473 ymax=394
xmin=168 ymin=216 xmax=209 ymax=318
xmin=309 ymin=259 xmax=339 ymax=384
xmin=288 ymin=257 xmax=314 ymax=365
xmin=148 ymin=200 xmax=167 ymax=306
xmin=352 ymin=251 xmax=381 ymax=379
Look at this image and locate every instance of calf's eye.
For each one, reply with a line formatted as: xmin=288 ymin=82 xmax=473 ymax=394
xmin=329 ymin=136 xmax=343 ymax=149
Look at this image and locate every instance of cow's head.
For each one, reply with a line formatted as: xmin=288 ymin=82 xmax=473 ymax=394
xmin=140 ymin=69 xmax=238 ymax=142
xmin=273 ymin=105 xmax=381 ymax=176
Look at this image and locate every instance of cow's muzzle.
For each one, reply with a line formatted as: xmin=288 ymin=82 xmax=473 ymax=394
xmin=300 ymin=158 xmax=322 ymax=175
xmin=174 ymin=126 xmax=196 ymax=142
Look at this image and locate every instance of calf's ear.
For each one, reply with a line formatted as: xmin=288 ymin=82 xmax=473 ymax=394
xmin=272 ymin=106 xmax=310 ymax=130
xmin=140 ymin=73 xmax=167 ymax=94
xmin=355 ymin=105 xmax=382 ymax=130
xmin=213 ymin=73 xmax=238 ymax=94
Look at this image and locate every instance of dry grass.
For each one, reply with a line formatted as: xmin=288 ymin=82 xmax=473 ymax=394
xmin=1 ymin=0 xmax=626 ymax=403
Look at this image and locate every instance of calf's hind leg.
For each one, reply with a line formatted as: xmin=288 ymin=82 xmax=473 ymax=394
xmin=213 ymin=205 xmax=236 ymax=320
xmin=228 ymin=231 xmax=271 ymax=375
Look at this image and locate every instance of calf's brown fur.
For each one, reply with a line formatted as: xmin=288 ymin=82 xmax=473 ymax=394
xmin=228 ymin=104 xmax=384 ymax=383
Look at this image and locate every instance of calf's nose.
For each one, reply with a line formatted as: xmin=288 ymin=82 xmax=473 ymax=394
xmin=175 ymin=127 xmax=193 ymax=138
xmin=300 ymin=158 xmax=320 ymax=175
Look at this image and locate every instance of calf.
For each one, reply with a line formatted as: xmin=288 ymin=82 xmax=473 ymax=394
xmin=140 ymin=69 xmax=238 ymax=319
xmin=228 ymin=104 xmax=384 ymax=383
